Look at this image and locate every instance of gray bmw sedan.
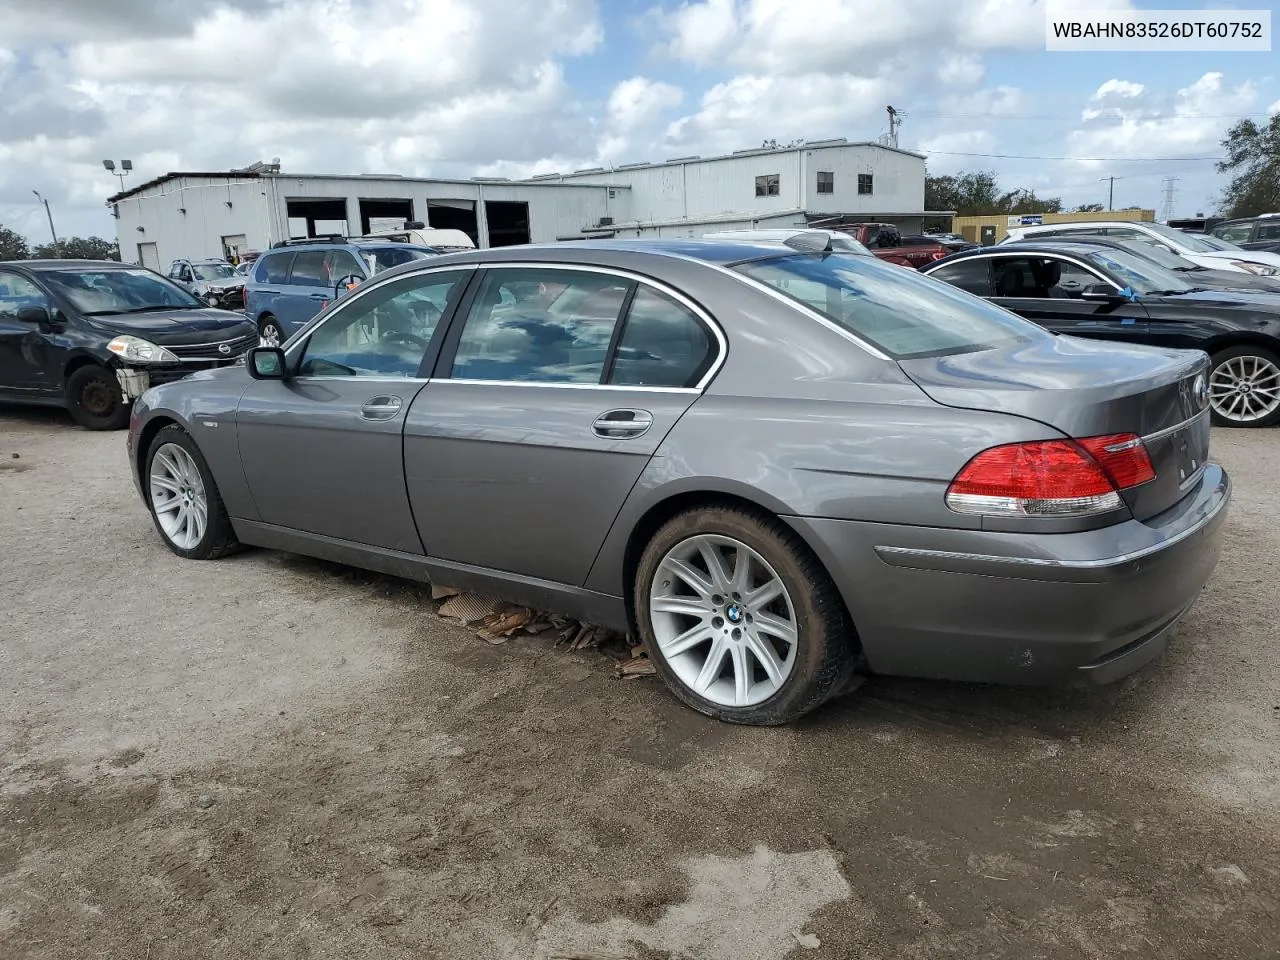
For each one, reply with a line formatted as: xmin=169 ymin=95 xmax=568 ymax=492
xmin=127 ymin=233 xmax=1230 ymax=725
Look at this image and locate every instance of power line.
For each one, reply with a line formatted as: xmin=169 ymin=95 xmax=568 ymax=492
xmin=922 ymin=149 xmax=1226 ymax=162
xmin=1160 ymin=177 xmax=1180 ymax=220
xmin=910 ymin=109 xmax=1276 ymax=121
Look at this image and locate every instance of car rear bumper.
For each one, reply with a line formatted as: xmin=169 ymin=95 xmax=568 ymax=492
xmin=787 ymin=463 xmax=1230 ymax=685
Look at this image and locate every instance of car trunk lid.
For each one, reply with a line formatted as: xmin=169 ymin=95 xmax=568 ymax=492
xmin=898 ymin=335 xmax=1210 ymax=521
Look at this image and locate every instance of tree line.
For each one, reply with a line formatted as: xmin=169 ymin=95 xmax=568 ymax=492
xmin=0 ymin=227 xmax=120 ymax=262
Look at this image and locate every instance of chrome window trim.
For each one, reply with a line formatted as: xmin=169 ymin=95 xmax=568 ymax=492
xmin=448 ymin=261 xmax=729 ymax=391
xmin=922 ymin=251 xmax=1123 ymax=297
xmin=441 ymin=378 xmax=699 ymax=395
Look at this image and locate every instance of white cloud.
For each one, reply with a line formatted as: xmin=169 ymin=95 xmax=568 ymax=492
xmin=1269 ymin=98 xmax=1280 ymax=115
xmin=938 ymin=54 xmax=985 ymax=87
xmin=1093 ymin=79 xmax=1145 ymax=99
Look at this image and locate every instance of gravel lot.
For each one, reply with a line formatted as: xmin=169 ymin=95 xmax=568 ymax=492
xmin=2 ymin=404 xmax=1278 ymax=959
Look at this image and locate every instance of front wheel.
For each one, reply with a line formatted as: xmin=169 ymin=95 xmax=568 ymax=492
xmin=146 ymin=425 xmax=240 ymax=560
xmin=65 ymin=365 xmax=129 ymax=430
xmin=1208 ymin=346 xmax=1280 ymax=427
xmin=634 ymin=505 xmax=855 ymax=725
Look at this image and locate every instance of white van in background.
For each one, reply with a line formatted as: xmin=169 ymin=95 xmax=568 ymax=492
xmin=361 ymin=221 xmax=476 ymax=252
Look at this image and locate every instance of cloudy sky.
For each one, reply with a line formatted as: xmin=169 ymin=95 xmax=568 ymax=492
xmin=2 ymin=0 xmax=1277 ymax=243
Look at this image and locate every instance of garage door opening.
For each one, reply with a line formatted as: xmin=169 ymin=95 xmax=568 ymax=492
xmin=485 ymin=201 xmax=530 ymax=247
xmin=426 ymin=200 xmax=478 ymax=246
xmin=285 ymin=198 xmax=349 ymax=239
xmin=358 ymin=198 xmax=414 ymax=235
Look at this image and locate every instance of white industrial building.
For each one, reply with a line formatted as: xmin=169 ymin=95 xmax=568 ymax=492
xmin=108 ymin=140 xmax=939 ymax=268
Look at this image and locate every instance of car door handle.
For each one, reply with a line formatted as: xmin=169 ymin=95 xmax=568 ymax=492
xmin=360 ymin=396 xmax=403 ymax=421
xmin=592 ymin=409 xmax=653 ymax=439
xmin=309 ymin=293 xmax=328 ymax=300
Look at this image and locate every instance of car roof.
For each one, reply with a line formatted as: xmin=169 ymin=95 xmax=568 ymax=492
xmin=927 ymin=241 xmax=1117 ymax=267
xmin=18 ymin=259 xmax=137 ymax=271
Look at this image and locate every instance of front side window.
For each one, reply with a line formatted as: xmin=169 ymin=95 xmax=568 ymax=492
xmin=1082 ymin=249 xmax=1192 ymax=295
xmin=1256 ymin=223 xmax=1280 ymax=241
xmin=289 ymin=251 xmax=329 ymax=287
xmin=857 ymin=174 xmax=873 ymax=195
xmin=609 ymin=287 xmax=713 ymax=388
xmin=755 ymin=174 xmax=780 ymax=197
xmin=735 ymin=252 xmax=1044 ymax=360
xmin=39 ymin=268 xmax=201 ymax=315
xmin=298 ymin=270 xmax=466 ymax=378
xmin=1212 ymin=223 xmax=1255 ymax=243
xmin=927 ymin=259 xmax=992 ymax=296
xmin=449 ymin=268 xmax=630 ymax=383
xmin=326 ymin=249 xmax=365 ymax=283
xmin=0 ymin=271 xmax=49 ymax=319
xmin=991 ymin=256 xmax=1109 ymax=299
xmin=816 ymin=171 xmax=834 ymax=194
xmin=167 ymin=263 xmax=185 ymax=279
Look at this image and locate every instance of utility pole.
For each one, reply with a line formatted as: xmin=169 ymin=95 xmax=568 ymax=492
xmin=32 ymin=190 xmax=57 ymax=245
xmin=885 ymin=105 xmax=902 ymax=148
xmin=1160 ymin=177 xmax=1179 ymax=221
xmin=1104 ymin=176 xmax=1115 ymax=211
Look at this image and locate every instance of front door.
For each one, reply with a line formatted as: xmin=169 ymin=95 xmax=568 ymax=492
xmin=0 ymin=270 xmax=54 ymax=393
xmin=988 ymin=253 xmax=1149 ymax=341
xmin=404 ymin=266 xmax=721 ymax=586
xmin=235 ymin=267 xmax=472 ymax=552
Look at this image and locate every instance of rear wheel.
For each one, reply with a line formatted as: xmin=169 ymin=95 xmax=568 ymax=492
xmin=146 ymin=425 xmax=240 ymax=560
xmin=634 ymin=504 xmax=855 ymax=725
xmin=259 ymin=315 xmax=284 ymax=347
xmin=65 ymin=365 xmax=128 ymax=431
xmin=1208 ymin=346 xmax=1280 ymax=427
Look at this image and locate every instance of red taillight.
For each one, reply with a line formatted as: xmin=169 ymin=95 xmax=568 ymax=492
xmin=946 ymin=433 xmax=1153 ymax=517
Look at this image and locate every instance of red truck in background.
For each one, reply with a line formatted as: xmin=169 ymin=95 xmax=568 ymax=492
xmin=835 ymin=223 xmax=958 ymax=268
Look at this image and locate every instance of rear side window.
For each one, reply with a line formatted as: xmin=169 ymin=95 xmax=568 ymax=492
xmin=449 ymin=268 xmax=630 ymax=383
xmin=257 ymin=253 xmax=293 ymax=284
xmin=735 ymin=253 xmax=1044 ymax=360
xmin=289 ymin=251 xmax=329 ymax=287
xmin=608 ymin=287 xmax=713 ymax=388
xmin=927 ymin=259 xmax=991 ymax=296
xmin=1256 ymin=223 xmax=1280 ymax=241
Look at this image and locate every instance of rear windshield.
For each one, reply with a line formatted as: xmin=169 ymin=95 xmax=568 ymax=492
xmin=733 ymin=253 xmax=1044 ymax=360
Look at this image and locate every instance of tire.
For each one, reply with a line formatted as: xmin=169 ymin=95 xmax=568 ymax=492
xmin=145 ymin=425 xmax=240 ymax=560
xmin=633 ymin=504 xmax=856 ymax=725
xmin=1208 ymin=345 xmax=1280 ymax=428
xmin=259 ymin=315 xmax=284 ymax=347
xmin=65 ymin=365 xmax=129 ymax=431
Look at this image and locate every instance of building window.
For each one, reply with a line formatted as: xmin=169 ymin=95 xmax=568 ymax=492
xmin=755 ymin=174 xmax=780 ymax=197
xmin=857 ymin=174 xmax=874 ymax=195
xmin=816 ymin=171 xmax=834 ymax=194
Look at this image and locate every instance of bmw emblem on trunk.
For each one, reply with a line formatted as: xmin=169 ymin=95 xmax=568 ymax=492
xmin=1192 ymin=373 xmax=1207 ymax=409
xmin=218 ymin=343 xmax=232 ymax=355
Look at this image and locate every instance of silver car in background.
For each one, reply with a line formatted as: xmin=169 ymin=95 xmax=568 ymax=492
xmin=127 ymin=234 xmax=1229 ymax=725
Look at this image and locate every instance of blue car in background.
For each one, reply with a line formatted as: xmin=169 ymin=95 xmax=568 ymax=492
xmin=245 ymin=237 xmax=442 ymax=345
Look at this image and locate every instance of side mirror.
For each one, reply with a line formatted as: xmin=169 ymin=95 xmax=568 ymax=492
xmin=1080 ymin=284 xmax=1123 ymax=302
xmin=16 ymin=305 xmax=50 ymax=324
xmin=247 ymin=346 xmax=287 ymax=380
xmin=334 ymin=274 xmax=362 ymax=299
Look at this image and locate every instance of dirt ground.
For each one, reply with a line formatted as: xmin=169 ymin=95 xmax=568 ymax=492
xmin=1 ymin=403 xmax=1278 ymax=960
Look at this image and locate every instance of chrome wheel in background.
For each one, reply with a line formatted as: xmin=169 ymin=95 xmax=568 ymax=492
xmin=1210 ymin=352 xmax=1280 ymax=424
xmin=649 ymin=534 xmax=798 ymax=707
xmin=149 ymin=442 xmax=208 ymax=550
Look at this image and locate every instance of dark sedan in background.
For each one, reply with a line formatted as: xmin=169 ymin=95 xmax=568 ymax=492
xmin=127 ymin=234 xmax=1228 ymax=724
xmin=922 ymin=241 xmax=1280 ymax=427
xmin=0 ymin=260 xmax=257 ymax=429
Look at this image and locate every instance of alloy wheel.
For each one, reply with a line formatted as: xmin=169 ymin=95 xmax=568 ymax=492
xmin=648 ymin=534 xmax=798 ymax=707
xmin=149 ymin=443 xmax=208 ymax=551
xmin=1210 ymin=354 xmax=1280 ymax=423
xmin=260 ymin=322 xmax=282 ymax=347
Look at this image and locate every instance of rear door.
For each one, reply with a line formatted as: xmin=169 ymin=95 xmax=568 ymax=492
xmin=249 ymin=252 xmax=293 ymax=324
xmin=279 ymin=250 xmax=332 ymax=334
xmin=987 ymin=253 xmax=1150 ymax=342
xmin=235 ymin=267 xmax=473 ymax=551
xmin=404 ymin=264 xmax=722 ymax=586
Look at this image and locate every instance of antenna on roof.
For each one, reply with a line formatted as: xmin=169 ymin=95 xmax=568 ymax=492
xmin=783 ymin=230 xmax=833 ymax=253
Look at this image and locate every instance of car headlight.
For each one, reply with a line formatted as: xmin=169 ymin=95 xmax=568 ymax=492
xmin=1230 ymin=260 xmax=1279 ymax=277
xmin=107 ymin=335 xmax=179 ymax=363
